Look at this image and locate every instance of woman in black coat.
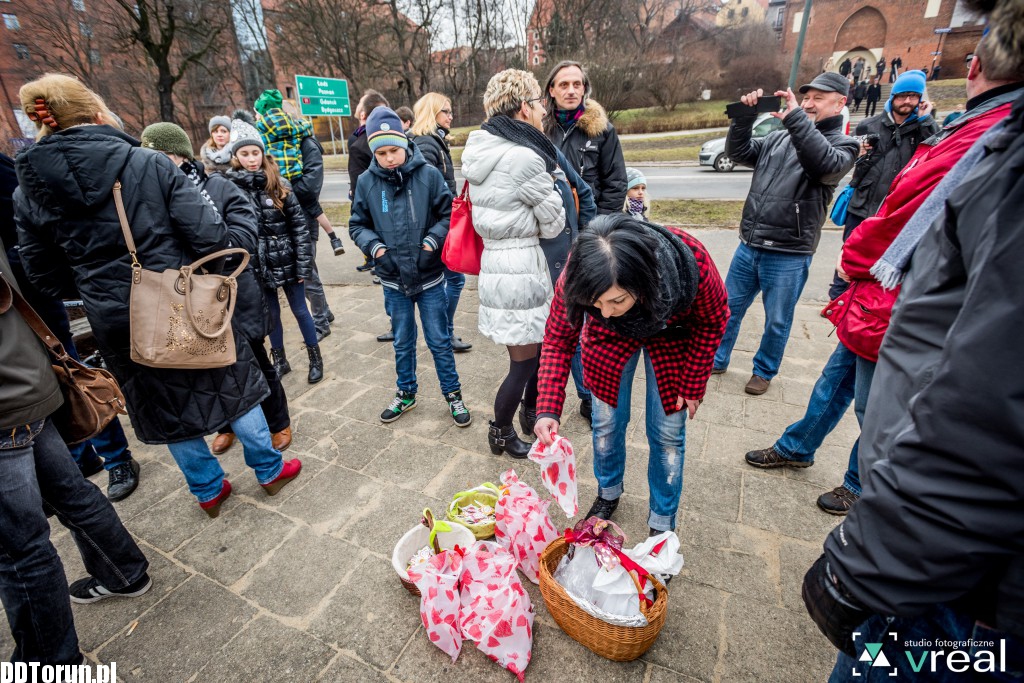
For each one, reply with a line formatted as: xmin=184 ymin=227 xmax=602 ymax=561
xmin=409 ymin=92 xmax=471 ymax=352
xmin=14 ymin=74 xmax=301 ymax=517
xmin=139 ymin=122 xmax=293 ymax=456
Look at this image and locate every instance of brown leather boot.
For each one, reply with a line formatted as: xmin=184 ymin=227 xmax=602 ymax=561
xmin=272 ymin=427 xmax=292 ymax=452
xmin=211 ymin=433 xmax=235 ymax=455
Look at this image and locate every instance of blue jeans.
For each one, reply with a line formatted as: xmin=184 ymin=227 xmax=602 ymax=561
xmin=305 ymin=239 xmax=333 ymax=334
xmin=829 ymin=605 xmax=1024 ymax=681
xmin=268 ymin=281 xmax=318 ymax=348
xmin=383 ymin=284 xmax=461 ymax=396
xmin=165 ymin=405 xmax=284 ymax=503
xmin=571 ymin=344 xmax=591 ymax=401
xmin=69 ymin=420 xmax=132 ymax=471
xmin=714 ymin=242 xmax=812 ymax=380
xmin=591 ymin=349 xmax=686 ymax=531
xmin=0 ymin=420 xmax=148 ymax=664
xmin=443 ymin=267 xmax=465 ymax=340
xmin=841 ymin=356 xmax=875 ymax=495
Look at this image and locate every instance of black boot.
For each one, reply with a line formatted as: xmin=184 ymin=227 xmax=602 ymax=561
xmin=488 ymin=421 xmax=530 ymax=459
xmin=518 ymin=402 xmax=537 ymax=438
xmin=306 ymin=344 xmax=324 ymax=384
xmin=270 ymin=347 xmax=291 ymax=377
xmin=580 ymin=398 xmax=593 ymax=428
xmin=585 ymin=495 xmax=619 ymax=521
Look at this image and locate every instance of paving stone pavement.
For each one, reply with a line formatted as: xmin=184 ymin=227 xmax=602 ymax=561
xmin=3 ymin=228 xmax=859 ymax=682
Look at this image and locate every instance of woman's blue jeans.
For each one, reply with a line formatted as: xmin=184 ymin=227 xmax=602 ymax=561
xmin=268 ymin=282 xmax=318 ymax=348
xmin=166 ymin=405 xmax=284 ymax=503
xmin=591 ymin=348 xmax=686 ymax=531
xmin=443 ymin=267 xmax=465 ymax=340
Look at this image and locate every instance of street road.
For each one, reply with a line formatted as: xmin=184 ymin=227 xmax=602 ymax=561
xmin=320 ymin=164 xmax=756 ymax=203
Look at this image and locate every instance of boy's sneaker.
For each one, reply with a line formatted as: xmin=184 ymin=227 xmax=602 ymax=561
xmin=446 ymin=391 xmax=472 ymax=427
xmin=381 ymin=390 xmax=416 ymax=423
xmin=329 ymin=234 xmax=345 ymax=255
xmin=356 ymin=257 xmax=375 ymax=272
xmin=69 ymin=573 xmax=152 ymax=604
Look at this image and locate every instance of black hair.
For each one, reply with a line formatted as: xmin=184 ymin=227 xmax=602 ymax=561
xmin=561 ymin=214 xmax=664 ymax=326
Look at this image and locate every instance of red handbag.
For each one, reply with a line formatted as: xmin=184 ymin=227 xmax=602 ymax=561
xmin=821 ymin=280 xmax=897 ymax=362
xmin=442 ymin=182 xmax=484 ymax=276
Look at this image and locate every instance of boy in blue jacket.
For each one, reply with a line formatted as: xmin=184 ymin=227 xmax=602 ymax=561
xmin=348 ymin=107 xmax=470 ymax=426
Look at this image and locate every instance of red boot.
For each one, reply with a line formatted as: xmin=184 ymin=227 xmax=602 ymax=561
xmin=261 ymin=459 xmax=302 ymax=496
xmin=199 ymin=480 xmax=232 ymax=518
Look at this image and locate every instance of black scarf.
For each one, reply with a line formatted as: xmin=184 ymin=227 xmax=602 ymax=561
xmin=481 ymin=115 xmax=558 ymax=173
xmin=591 ymin=222 xmax=700 ymax=340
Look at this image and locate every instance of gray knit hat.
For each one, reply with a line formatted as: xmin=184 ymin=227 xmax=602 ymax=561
xmin=141 ymin=122 xmax=195 ymax=160
xmin=208 ymin=115 xmax=231 ymax=133
xmin=626 ymin=167 xmax=646 ymax=191
xmin=229 ymin=115 xmax=265 ymax=156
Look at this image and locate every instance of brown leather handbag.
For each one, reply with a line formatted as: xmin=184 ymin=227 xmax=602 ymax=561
xmin=113 ymin=181 xmax=250 ymax=369
xmin=0 ymin=273 xmax=127 ymax=445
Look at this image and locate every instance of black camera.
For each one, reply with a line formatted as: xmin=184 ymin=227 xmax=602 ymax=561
xmin=857 ymin=133 xmax=881 ymax=147
xmin=725 ymin=96 xmax=782 ymax=119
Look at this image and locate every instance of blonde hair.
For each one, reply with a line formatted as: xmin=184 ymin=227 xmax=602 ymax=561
xmin=483 ymin=70 xmax=541 ymax=119
xmin=19 ymin=73 xmax=116 ymax=140
xmin=230 ymin=151 xmax=290 ymax=210
xmin=409 ymin=92 xmax=450 ymax=137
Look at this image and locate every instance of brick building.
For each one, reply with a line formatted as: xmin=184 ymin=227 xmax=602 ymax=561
xmin=780 ymin=0 xmax=985 ymax=83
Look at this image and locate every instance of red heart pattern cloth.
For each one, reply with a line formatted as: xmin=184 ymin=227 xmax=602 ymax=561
xmin=527 ymin=434 xmax=578 ymax=518
xmin=494 ymin=469 xmax=559 ymax=584
xmin=406 ymin=550 xmax=464 ymax=662
xmin=459 ymin=541 xmax=534 ymax=681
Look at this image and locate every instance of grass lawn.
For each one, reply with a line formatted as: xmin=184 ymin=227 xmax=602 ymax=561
xmin=611 ymin=100 xmax=730 ymax=134
xmin=322 ymin=199 xmax=743 ymax=230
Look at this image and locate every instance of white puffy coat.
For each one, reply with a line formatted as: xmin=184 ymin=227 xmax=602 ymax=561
xmin=461 ymin=129 xmax=565 ymax=345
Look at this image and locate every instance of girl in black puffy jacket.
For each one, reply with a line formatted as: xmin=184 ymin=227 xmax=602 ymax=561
xmin=226 ymin=115 xmax=324 ymax=383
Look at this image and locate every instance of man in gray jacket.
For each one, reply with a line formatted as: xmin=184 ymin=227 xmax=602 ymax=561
xmin=0 ymin=242 xmax=151 ymax=665
xmin=713 ymin=72 xmax=859 ymax=395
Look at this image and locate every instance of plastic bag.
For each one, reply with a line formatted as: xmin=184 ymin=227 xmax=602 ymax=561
xmin=407 ymin=550 xmax=464 ymax=662
xmin=460 ymin=541 xmax=534 ymax=681
xmin=527 ymin=434 xmax=578 ymax=518
xmin=553 ymin=546 xmax=649 ymax=627
xmin=494 ymin=469 xmax=559 ymax=584
xmin=627 ymin=530 xmax=685 ymax=584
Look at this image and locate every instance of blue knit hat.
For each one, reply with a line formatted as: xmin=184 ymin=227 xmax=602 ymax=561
xmin=626 ymin=167 xmax=646 ymax=191
xmin=886 ymin=70 xmax=927 ymax=115
xmin=366 ymin=107 xmax=408 ymax=153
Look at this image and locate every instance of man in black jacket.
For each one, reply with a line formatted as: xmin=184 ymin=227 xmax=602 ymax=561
xmin=803 ymin=3 xmax=1024 ymax=672
xmin=712 ymin=72 xmax=859 ymax=395
xmin=864 ymin=77 xmax=882 ymax=118
xmin=348 ymin=89 xmax=389 ymax=274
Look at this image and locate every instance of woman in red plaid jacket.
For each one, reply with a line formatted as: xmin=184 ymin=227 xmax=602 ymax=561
xmin=534 ymin=215 xmax=729 ymax=535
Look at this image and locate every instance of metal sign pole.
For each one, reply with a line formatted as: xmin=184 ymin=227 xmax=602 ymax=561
xmin=327 ymin=116 xmax=336 ymax=155
xmin=339 ymin=117 xmax=347 ymax=156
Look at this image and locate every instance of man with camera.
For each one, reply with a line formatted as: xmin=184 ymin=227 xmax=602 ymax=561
xmin=829 ymin=69 xmax=938 ymax=300
xmin=712 ymin=72 xmax=859 ymax=396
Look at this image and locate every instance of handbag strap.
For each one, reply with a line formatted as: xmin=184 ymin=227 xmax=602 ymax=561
xmin=459 ymin=181 xmax=471 ymax=203
xmin=0 ymin=273 xmax=72 ymax=362
xmin=181 ymin=247 xmax=250 ymax=339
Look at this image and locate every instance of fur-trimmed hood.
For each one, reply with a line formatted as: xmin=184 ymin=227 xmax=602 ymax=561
xmin=546 ymin=98 xmax=611 ymax=139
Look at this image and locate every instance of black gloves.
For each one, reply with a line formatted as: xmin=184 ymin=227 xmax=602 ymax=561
xmin=802 ymin=554 xmax=872 ymax=656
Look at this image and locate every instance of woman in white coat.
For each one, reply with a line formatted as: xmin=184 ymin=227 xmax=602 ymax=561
xmin=461 ymin=69 xmax=566 ymax=458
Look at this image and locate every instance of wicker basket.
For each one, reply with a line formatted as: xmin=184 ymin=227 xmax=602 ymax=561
xmin=538 ymin=536 xmax=668 ymax=661
xmin=392 ymin=509 xmax=476 ymax=597
xmin=446 ymin=483 xmax=500 ymax=540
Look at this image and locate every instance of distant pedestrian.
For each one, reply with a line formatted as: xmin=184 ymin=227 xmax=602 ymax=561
xmin=852 ymin=80 xmax=868 ymax=112
xmin=852 ymin=57 xmax=865 ymax=81
xmin=200 ymin=114 xmax=233 ymax=174
xmin=889 ymin=56 xmax=902 ymax=83
xmin=864 ymin=77 xmax=882 ymax=117
xmin=876 ymin=57 xmax=886 ymax=81
xmin=623 ymin=167 xmax=649 ymax=219
xmin=395 ymin=106 xmax=414 ymax=131
xmin=839 ymin=57 xmax=852 ymax=77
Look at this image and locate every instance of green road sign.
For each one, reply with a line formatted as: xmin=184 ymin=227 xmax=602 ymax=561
xmin=294 ymin=75 xmax=351 ymax=117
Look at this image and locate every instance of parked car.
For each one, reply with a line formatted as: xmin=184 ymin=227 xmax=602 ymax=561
xmin=699 ymin=107 xmax=850 ymax=172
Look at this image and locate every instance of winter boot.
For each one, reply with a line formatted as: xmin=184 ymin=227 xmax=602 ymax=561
xmin=518 ymin=402 xmax=537 ymax=438
xmin=307 ymin=344 xmax=324 ymax=384
xmin=271 ymin=347 xmax=291 ymax=377
xmin=488 ymin=421 xmax=530 ymax=459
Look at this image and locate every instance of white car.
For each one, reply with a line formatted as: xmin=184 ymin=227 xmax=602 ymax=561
xmin=699 ymin=107 xmax=851 ymax=172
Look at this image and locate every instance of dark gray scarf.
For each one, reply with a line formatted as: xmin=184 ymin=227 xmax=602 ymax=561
xmin=481 ymin=115 xmax=558 ymax=173
xmin=592 ymin=222 xmax=700 ymax=339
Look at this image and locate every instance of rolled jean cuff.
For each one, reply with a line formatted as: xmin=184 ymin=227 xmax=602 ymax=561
xmin=256 ymin=461 xmax=285 ymax=486
xmin=598 ymin=482 xmax=624 ymax=501
xmin=648 ymin=511 xmax=675 ymax=532
xmin=771 ymin=441 xmax=813 ymax=464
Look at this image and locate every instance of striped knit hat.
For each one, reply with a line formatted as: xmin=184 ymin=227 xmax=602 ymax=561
xmin=366 ymin=107 xmax=408 ymax=153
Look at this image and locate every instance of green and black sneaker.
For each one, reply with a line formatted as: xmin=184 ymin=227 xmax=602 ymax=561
xmin=380 ymin=390 xmax=416 ymax=423
xmin=445 ymin=391 xmax=472 ymax=427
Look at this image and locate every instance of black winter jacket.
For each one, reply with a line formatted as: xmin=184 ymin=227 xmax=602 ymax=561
xmin=14 ymin=125 xmax=268 ymax=444
xmin=347 ymin=126 xmax=371 ymax=199
xmin=825 ymin=93 xmax=1024 ymax=637
xmin=847 ymin=113 xmax=939 ymax=219
xmin=545 ymin=99 xmax=627 ymax=215
xmin=542 ymin=148 xmax=596 ymax=285
xmin=190 ymin=163 xmax=269 ymax=342
xmin=292 ymin=135 xmax=325 ymax=229
xmin=227 ymin=170 xmax=312 ymax=289
xmin=348 ymin=143 xmax=452 ymax=297
xmin=413 ymin=129 xmax=456 ymax=194
xmin=726 ymin=110 xmax=859 ymax=253
xmin=866 ymin=83 xmax=882 ymax=103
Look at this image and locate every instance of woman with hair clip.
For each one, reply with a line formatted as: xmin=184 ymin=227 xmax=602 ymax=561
xmin=410 ymin=91 xmax=472 ymax=352
xmin=14 ymin=73 xmax=301 ymax=518
xmin=533 ymin=214 xmax=730 ymax=537
xmin=461 ymin=69 xmax=565 ymax=458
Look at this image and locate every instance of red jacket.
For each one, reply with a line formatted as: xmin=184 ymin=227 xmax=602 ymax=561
xmin=834 ymin=101 xmax=1013 ymax=361
xmin=536 ymin=229 xmax=729 ymax=419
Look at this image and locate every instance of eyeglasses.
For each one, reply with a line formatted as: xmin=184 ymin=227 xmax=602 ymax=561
xmin=439 ymin=108 xmax=453 ymax=116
